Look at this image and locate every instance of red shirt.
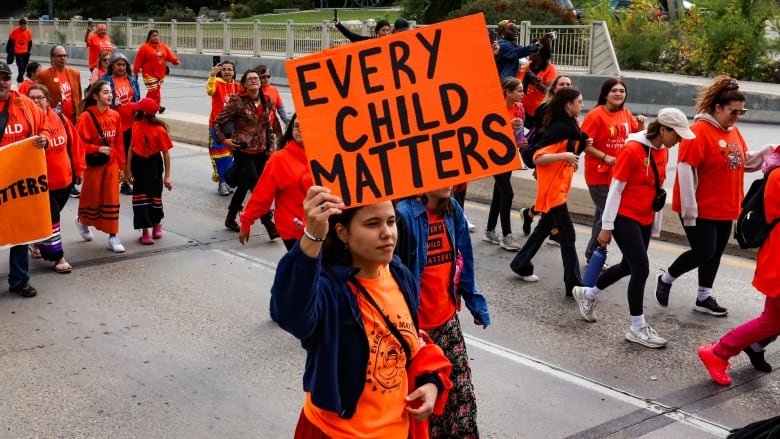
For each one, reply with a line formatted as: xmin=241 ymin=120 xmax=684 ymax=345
xmin=754 ymin=169 xmax=780 ymax=297
xmin=207 ymin=78 xmax=241 ymax=126
xmin=133 ymin=41 xmax=179 ymax=79
xmin=130 ymin=120 xmax=173 ymax=157
xmin=418 ymin=210 xmax=457 ymax=329
xmin=261 ymin=84 xmax=284 ymax=126
xmin=75 ymin=107 xmax=125 ymax=169
xmin=86 ymin=33 xmax=113 ymax=69
xmin=612 ymin=141 xmax=668 ymax=226
xmin=533 ymin=139 xmax=576 ymax=213
xmin=0 ymin=93 xmax=50 ymax=148
xmin=43 ymin=108 xmax=85 ymax=190
xmin=672 ymin=119 xmax=748 ymax=220
xmin=518 ymin=62 xmax=558 ymax=116
xmin=581 ymin=105 xmax=640 ymax=186
xmin=8 ymin=26 xmax=32 ymax=55
xmin=111 ymin=76 xmax=136 ymax=129
xmin=56 ymin=70 xmax=76 ymax=125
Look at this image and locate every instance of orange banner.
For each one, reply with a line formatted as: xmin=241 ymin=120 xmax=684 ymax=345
xmin=286 ymin=13 xmax=519 ymax=207
xmin=0 ymin=138 xmax=53 ymax=250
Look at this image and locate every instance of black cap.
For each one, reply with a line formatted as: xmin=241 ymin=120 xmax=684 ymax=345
xmin=19 ymin=18 xmax=27 ymax=25
xmin=394 ymin=18 xmax=410 ymax=32
xmin=0 ymin=62 xmax=11 ymax=74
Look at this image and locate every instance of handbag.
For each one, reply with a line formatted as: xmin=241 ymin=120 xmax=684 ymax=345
xmin=646 ymin=146 xmax=667 ymax=212
xmin=85 ymin=109 xmax=111 ymax=167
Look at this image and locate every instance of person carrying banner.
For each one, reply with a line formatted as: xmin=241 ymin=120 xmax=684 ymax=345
xmin=7 ymin=18 xmax=32 ymax=84
xmin=206 ymin=60 xmax=240 ymax=196
xmin=133 ymin=29 xmax=180 ymax=113
xmin=28 ymin=84 xmax=85 ymax=274
xmin=270 ymin=186 xmax=451 ymax=438
xmin=395 ymin=187 xmax=490 ymax=439
xmin=0 ymin=61 xmax=51 ymax=297
xmin=74 ymin=80 xmax=127 ymax=253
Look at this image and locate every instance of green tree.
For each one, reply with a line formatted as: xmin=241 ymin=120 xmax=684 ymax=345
xmin=445 ymin=0 xmax=578 ymax=26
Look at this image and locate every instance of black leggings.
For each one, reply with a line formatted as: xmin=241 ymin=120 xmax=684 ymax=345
xmin=668 ymin=217 xmax=732 ymax=289
xmin=596 ymin=215 xmax=651 ymax=316
xmin=486 ymin=171 xmax=513 ymax=236
xmin=230 ymin=150 xmax=268 ymax=210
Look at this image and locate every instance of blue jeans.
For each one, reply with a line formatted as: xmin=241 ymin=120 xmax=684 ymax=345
xmin=8 ymin=245 xmax=29 ymax=288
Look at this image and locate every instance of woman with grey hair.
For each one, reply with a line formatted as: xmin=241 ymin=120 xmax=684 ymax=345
xmin=102 ymin=53 xmax=141 ymax=195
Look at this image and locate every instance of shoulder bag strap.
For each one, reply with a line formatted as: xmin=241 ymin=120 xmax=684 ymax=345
xmin=86 ymin=108 xmax=108 ymax=146
xmin=646 ymin=146 xmax=661 ymax=192
xmin=348 ymin=277 xmax=413 ymax=363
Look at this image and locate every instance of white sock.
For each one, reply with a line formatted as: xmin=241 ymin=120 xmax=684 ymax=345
xmin=630 ymin=314 xmax=646 ymax=332
xmin=661 ymin=272 xmax=676 ymax=284
xmin=697 ymin=287 xmax=712 ymax=302
xmin=585 ymin=286 xmax=600 ymax=301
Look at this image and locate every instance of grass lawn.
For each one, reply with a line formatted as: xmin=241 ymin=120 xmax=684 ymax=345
xmin=234 ymin=8 xmax=403 ymax=24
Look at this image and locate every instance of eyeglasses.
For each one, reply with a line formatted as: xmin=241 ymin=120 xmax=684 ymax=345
xmin=101 ymin=59 xmax=109 ymax=62
xmin=260 ymin=75 xmax=271 ymax=79
xmin=53 ymin=54 xmax=68 ymax=58
xmin=245 ymin=77 xmax=261 ymax=82
xmin=30 ymin=96 xmax=47 ymax=101
xmin=729 ymin=108 xmax=748 ymax=116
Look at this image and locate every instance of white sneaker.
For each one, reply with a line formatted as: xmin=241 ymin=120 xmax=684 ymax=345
xmin=467 ymin=219 xmax=477 ymax=233
xmin=572 ymin=286 xmax=597 ymax=322
xmin=519 ymin=274 xmax=539 ymax=282
xmin=625 ymin=324 xmax=667 ymax=348
xmin=75 ymin=218 xmax=93 ymax=241
xmin=108 ymin=236 xmax=126 ymax=253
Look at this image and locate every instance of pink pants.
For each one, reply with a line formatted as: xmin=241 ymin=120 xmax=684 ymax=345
xmin=715 ymin=294 xmax=780 ymax=359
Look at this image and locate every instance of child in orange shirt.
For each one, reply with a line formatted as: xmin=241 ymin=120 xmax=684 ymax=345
xmin=125 ymin=98 xmax=173 ymax=245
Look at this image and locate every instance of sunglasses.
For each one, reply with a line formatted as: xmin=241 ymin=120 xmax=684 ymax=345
xmin=260 ymin=75 xmax=271 ymax=79
xmin=0 ymin=75 xmax=11 ymax=82
xmin=729 ymin=108 xmax=748 ymax=116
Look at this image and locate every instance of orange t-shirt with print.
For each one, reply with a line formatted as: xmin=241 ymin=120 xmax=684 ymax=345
xmin=86 ymin=33 xmax=113 ymax=69
xmin=419 ymin=210 xmax=456 ymax=329
xmin=111 ymin=76 xmax=135 ymax=130
xmin=519 ymin=62 xmax=558 ymax=116
xmin=43 ymin=108 xmax=79 ymax=190
xmin=0 ymin=100 xmax=32 ymax=146
xmin=130 ymin=121 xmax=173 ymax=157
xmin=56 ymin=70 xmax=76 ymax=124
xmin=672 ymin=119 xmax=748 ymax=220
xmin=612 ymin=141 xmax=668 ymax=226
xmin=303 ymin=267 xmax=419 ymax=439
xmin=581 ymin=105 xmax=640 ymax=186
xmin=533 ymin=139 xmax=576 ymax=213
xmin=76 ymin=107 xmax=125 ymax=169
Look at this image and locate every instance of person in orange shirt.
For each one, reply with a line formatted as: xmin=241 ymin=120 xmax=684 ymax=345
xmin=271 ymin=188 xmax=451 ymax=439
xmin=698 ymin=146 xmax=780 ymax=385
xmin=0 ymin=61 xmax=51 ymax=297
xmin=7 ymin=18 xmax=32 ymax=84
xmin=74 ymin=80 xmax=126 ymax=253
xmin=17 ymin=61 xmax=40 ymax=97
xmin=102 ymin=53 xmax=141 ymax=196
xmin=518 ymin=44 xmax=557 ymax=129
xmin=125 ymin=98 xmax=173 ymax=245
xmin=36 ymin=45 xmax=83 ymax=125
xmin=656 ymin=76 xmax=769 ymax=317
xmin=206 ymin=60 xmax=240 ymax=196
xmin=571 ymin=108 xmax=695 ymax=348
xmin=84 ymin=23 xmax=113 ymax=72
xmin=88 ymin=51 xmax=111 ymax=86
xmin=581 ymin=78 xmax=646 ymax=265
xmin=133 ymin=29 xmax=180 ymax=113
xmin=510 ymin=88 xmax=591 ymax=296
xmin=27 ymin=84 xmax=85 ymax=274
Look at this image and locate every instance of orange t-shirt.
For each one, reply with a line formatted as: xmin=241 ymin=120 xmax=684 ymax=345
xmin=672 ymin=119 xmax=748 ymax=220
xmin=56 ymin=70 xmax=76 ymax=124
xmin=130 ymin=121 xmax=173 ymax=157
xmin=580 ymin=105 xmax=640 ymax=186
xmin=75 ymin=107 xmax=125 ymax=169
xmin=261 ymin=84 xmax=284 ymax=126
xmin=753 ymin=169 xmax=780 ymax=297
xmin=111 ymin=76 xmax=135 ymax=129
xmin=17 ymin=79 xmax=34 ymax=97
xmin=304 ymin=268 xmax=419 ymax=439
xmin=533 ymin=139 xmax=576 ymax=213
xmin=419 ymin=210 xmax=457 ymax=329
xmin=8 ymin=27 xmax=32 ymax=55
xmin=612 ymin=141 xmax=668 ymax=226
xmin=208 ymin=79 xmax=241 ymax=126
xmin=86 ymin=33 xmax=113 ymax=69
xmin=519 ymin=62 xmax=558 ymax=116
xmin=0 ymin=100 xmax=32 ymax=146
xmin=43 ymin=109 xmax=78 ymax=190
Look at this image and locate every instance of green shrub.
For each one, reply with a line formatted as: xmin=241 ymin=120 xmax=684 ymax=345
xmin=444 ymin=0 xmax=578 ymax=26
xmin=160 ymin=7 xmax=195 ymax=22
xmin=230 ymin=3 xmax=253 ymax=19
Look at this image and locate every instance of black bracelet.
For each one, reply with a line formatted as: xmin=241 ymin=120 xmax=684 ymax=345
xmin=303 ymin=227 xmax=326 ymax=242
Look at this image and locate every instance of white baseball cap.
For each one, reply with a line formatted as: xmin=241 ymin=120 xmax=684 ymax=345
xmin=657 ymin=108 xmax=695 ymax=140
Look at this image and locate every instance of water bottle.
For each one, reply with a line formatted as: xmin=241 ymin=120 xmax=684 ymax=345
xmin=515 ymin=122 xmax=525 ymax=144
xmin=583 ymin=246 xmax=607 ymax=287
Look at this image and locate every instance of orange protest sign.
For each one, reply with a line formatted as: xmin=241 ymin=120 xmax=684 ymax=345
xmin=0 ymin=138 xmax=53 ymax=250
xmin=286 ymin=13 xmax=519 ymax=207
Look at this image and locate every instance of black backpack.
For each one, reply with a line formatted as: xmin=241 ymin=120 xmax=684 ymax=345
xmin=734 ymin=167 xmax=779 ymax=249
xmin=728 ymin=414 xmax=780 ymax=438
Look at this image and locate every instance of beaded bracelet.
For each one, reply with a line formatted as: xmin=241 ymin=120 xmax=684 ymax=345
xmin=303 ymin=227 xmax=327 ymax=242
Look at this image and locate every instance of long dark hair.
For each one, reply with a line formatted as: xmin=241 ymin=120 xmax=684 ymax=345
xmin=82 ymin=80 xmax=109 ymax=111
xmin=321 ymin=207 xmax=364 ymax=267
xmin=146 ymin=29 xmax=158 ymax=42
xmin=595 ymin=77 xmax=628 ymax=109
xmin=280 ymin=113 xmax=298 ymax=148
xmin=542 ymin=87 xmax=581 ymax=129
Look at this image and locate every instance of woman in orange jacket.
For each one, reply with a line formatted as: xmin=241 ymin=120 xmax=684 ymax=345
xmin=132 ymin=29 xmax=180 ymax=112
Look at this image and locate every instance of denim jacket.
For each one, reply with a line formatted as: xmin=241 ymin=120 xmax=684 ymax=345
xmin=395 ymin=197 xmax=491 ymax=327
xmin=271 ymin=243 xmax=441 ymax=419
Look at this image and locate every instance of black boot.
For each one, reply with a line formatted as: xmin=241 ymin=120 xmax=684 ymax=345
xmin=743 ymin=346 xmax=772 ymax=372
xmin=260 ymin=211 xmax=280 ymax=240
xmin=225 ymin=205 xmax=241 ymax=232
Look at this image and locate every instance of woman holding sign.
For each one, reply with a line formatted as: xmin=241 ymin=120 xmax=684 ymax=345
xmin=270 ymin=187 xmax=452 ymax=438
xmin=510 ymin=88 xmax=591 ymax=297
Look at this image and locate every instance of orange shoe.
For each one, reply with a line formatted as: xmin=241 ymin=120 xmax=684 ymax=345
xmin=698 ymin=343 xmax=731 ymax=386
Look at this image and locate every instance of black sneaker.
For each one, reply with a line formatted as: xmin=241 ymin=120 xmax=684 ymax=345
xmin=743 ymin=347 xmax=772 ymax=372
xmin=655 ymin=274 xmax=672 ymax=307
xmin=521 ymin=208 xmax=532 ymax=235
xmin=694 ymin=296 xmax=728 ymax=316
xmin=9 ymin=283 xmax=37 ymax=298
xmin=69 ymin=186 xmax=81 ymax=198
xmin=120 ymin=182 xmax=134 ymax=195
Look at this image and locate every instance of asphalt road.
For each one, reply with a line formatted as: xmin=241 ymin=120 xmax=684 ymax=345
xmin=2 ymin=65 xmax=779 ymax=438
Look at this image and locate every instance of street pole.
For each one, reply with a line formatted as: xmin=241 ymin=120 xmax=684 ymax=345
xmin=668 ymin=0 xmax=683 ymax=21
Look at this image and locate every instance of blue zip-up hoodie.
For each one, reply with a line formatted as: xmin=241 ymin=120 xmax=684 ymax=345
xmin=395 ymin=197 xmax=491 ymax=327
xmin=271 ymin=242 xmax=437 ymax=419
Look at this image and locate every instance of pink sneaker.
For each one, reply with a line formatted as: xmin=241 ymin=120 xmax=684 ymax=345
xmin=139 ymin=234 xmax=154 ymax=245
xmin=152 ymin=224 xmax=163 ymax=239
xmin=698 ymin=343 xmax=731 ymax=386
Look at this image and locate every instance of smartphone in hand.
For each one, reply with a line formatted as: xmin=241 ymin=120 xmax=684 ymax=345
xmin=212 ymin=55 xmax=221 ymax=67
xmin=488 ymin=29 xmax=497 ymax=43
xmin=333 ymin=9 xmax=338 ymax=21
